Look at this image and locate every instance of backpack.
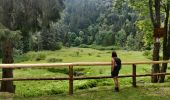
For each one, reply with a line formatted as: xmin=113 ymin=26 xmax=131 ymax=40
xmin=114 ymin=57 xmax=121 ymax=70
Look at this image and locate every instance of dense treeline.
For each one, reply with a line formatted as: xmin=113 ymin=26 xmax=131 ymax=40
xmin=0 ymin=0 xmax=149 ymax=56
xmin=30 ymin=0 xmax=145 ymax=52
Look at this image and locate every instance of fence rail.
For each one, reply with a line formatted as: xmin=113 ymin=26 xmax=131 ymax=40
xmin=0 ymin=60 xmax=170 ymax=95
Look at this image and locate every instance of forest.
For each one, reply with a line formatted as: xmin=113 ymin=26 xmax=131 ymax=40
xmin=0 ymin=0 xmax=151 ymax=55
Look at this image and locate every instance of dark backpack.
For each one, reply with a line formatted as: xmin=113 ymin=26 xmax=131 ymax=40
xmin=114 ymin=57 xmax=121 ymax=70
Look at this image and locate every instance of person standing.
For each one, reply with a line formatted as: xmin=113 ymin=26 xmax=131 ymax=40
xmin=111 ymin=51 xmax=121 ymax=92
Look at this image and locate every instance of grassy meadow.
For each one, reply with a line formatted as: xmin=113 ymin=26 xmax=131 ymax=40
xmin=1 ymin=47 xmax=170 ymax=99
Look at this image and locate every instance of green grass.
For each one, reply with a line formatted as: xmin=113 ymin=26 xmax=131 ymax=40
xmin=0 ymin=47 xmax=170 ymax=99
xmin=14 ymin=47 xmax=149 ymax=63
xmin=1 ymin=83 xmax=170 ymax=100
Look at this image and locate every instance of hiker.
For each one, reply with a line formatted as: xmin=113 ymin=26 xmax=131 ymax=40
xmin=111 ymin=51 xmax=121 ymax=92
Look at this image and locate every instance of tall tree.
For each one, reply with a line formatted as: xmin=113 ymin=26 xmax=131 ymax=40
xmin=149 ymin=0 xmax=161 ymax=83
xmin=0 ymin=0 xmax=64 ymax=93
xmin=0 ymin=29 xmax=21 ymax=93
xmin=130 ymin=0 xmax=170 ymax=82
xmin=160 ymin=0 xmax=170 ymax=82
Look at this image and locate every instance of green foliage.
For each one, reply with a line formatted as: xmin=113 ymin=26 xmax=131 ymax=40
xmin=55 ymin=42 xmax=63 ymax=50
xmin=126 ymin=34 xmax=135 ymax=50
xmin=0 ymin=29 xmax=22 ymax=42
xmin=35 ymin=54 xmax=46 ymax=61
xmin=91 ymin=45 xmax=118 ymax=50
xmin=136 ymin=19 xmax=153 ymax=47
xmin=48 ymin=68 xmax=68 ymax=74
xmin=0 ymin=0 xmax=64 ymax=53
xmin=74 ymin=37 xmax=83 ymax=46
xmin=41 ymin=29 xmax=62 ymax=51
xmin=143 ymin=50 xmax=152 ymax=60
xmin=0 ymin=29 xmax=22 ymax=58
xmin=5 ymin=84 xmax=170 ymax=99
xmin=15 ymin=81 xmax=67 ymax=97
xmin=49 ymin=0 xmax=142 ymax=50
xmin=79 ymin=44 xmax=90 ymax=48
xmin=14 ymin=54 xmax=30 ymax=63
xmin=24 ymin=52 xmax=47 ymax=61
xmin=0 ymin=0 xmax=146 ymax=52
xmin=129 ymin=0 xmax=153 ymax=48
xmin=46 ymin=57 xmax=63 ymax=63
xmin=95 ymin=30 xmax=114 ymax=46
xmin=115 ymin=29 xmax=126 ymax=48
xmin=47 ymin=67 xmax=85 ymax=76
xmin=75 ymin=80 xmax=98 ymax=90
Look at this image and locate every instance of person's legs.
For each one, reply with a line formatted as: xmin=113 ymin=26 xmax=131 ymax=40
xmin=113 ymin=77 xmax=119 ymax=92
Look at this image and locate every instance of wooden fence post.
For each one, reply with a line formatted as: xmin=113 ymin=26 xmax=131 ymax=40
xmin=69 ymin=65 xmax=73 ymax=95
xmin=132 ymin=64 xmax=137 ymax=87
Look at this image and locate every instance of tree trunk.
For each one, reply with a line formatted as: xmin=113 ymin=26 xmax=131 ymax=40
xmin=160 ymin=40 xmax=168 ymax=82
xmin=159 ymin=2 xmax=169 ymax=83
xmin=159 ymin=60 xmax=168 ymax=83
xmin=151 ymin=42 xmax=160 ymax=82
xmin=0 ymin=39 xmax=15 ymax=93
xmin=149 ymin=0 xmax=161 ymax=83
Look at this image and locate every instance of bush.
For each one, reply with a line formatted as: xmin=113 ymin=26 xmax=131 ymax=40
xmin=48 ymin=68 xmax=85 ymax=76
xmin=97 ymin=79 xmax=113 ymax=86
xmin=14 ymin=54 xmax=30 ymax=63
xmin=143 ymin=50 xmax=150 ymax=56
xmin=91 ymin=45 xmax=118 ymax=50
xmin=46 ymin=57 xmax=63 ymax=63
xmin=75 ymin=80 xmax=97 ymax=90
xmin=88 ymin=53 xmax=92 ymax=56
xmin=46 ymin=88 xmax=64 ymax=95
xmin=143 ymin=50 xmax=152 ymax=60
xmin=96 ymin=54 xmax=101 ymax=57
xmin=35 ymin=53 xmax=46 ymax=61
xmin=24 ymin=52 xmax=47 ymax=61
xmin=55 ymin=42 xmax=62 ymax=50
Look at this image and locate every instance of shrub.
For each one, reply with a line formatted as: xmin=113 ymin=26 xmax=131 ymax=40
xmin=48 ymin=67 xmax=86 ymax=76
xmin=75 ymin=80 xmax=97 ymax=90
xmin=46 ymin=88 xmax=64 ymax=95
xmin=24 ymin=52 xmax=47 ymax=61
xmin=88 ymin=53 xmax=92 ymax=56
xmin=14 ymin=54 xmax=30 ymax=63
xmin=46 ymin=57 xmax=63 ymax=63
xmin=143 ymin=50 xmax=152 ymax=60
xmin=55 ymin=42 xmax=62 ymax=50
xmin=35 ymin=53 xmax=46 ymax=61
xmin=91 ymin=45 xmax=118 ymax=50
xmin=143 ymin=50 xmax=150 ymax=56
xmin=96 ymin=54 xmax=101 ymax=57
xmin=98 ymin=79 xmax=113 ymax=86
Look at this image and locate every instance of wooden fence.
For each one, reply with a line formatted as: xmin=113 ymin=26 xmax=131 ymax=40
xmin=0 ymin=60 xmax=170 ymax=95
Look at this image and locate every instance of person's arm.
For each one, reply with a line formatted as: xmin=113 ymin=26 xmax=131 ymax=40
xmin=111 ymin=58 xmax=115 ymax=71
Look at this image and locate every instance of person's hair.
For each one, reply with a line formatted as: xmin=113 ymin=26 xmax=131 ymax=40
xmin=112 ymin=51 xmax=117 ymax=57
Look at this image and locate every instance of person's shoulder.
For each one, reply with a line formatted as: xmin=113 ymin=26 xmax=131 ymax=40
xmin=112 ymin=58 xmax=115 ymax=61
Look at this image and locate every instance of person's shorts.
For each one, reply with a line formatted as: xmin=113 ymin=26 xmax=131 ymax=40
xmin=111 ymin=70 xmax=119 ymax=78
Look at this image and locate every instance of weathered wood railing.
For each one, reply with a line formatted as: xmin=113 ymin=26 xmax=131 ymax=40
xmin=0 ymin=60 xmax=170 ymax=95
